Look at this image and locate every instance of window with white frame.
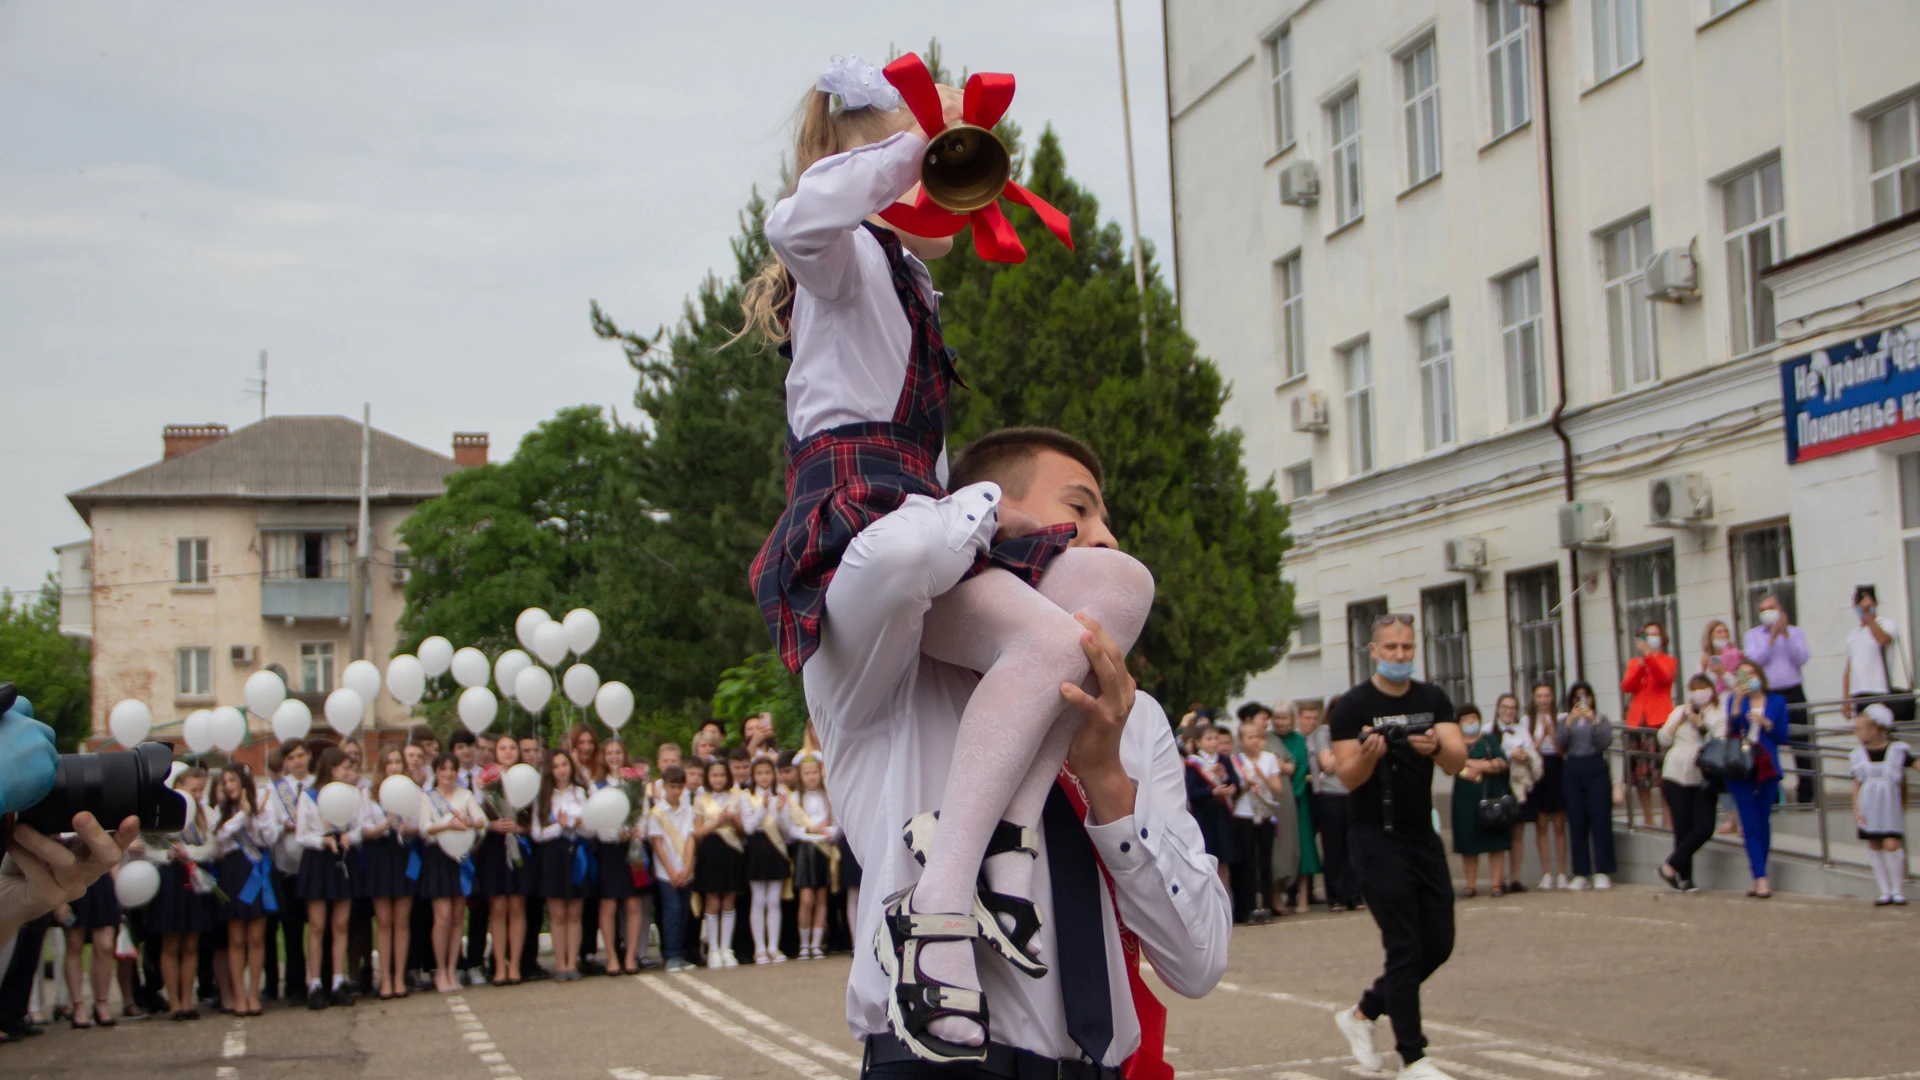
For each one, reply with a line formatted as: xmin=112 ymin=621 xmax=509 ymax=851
xmin=178 ymin=647 xmax=212 ymax=697
xmin=1869 ymin=94 xmax=1920 ymax=224
xmin=1285 ymin=461 xmax=1314 ymax=500
xmin=1330 ymin=89 xmax=1363 ymax=227
xmin=1508 ymin=566 xmax=1564 ymax=701
xmin=1418 ymin=306 xmax=1456 ymax=451
xmin=1341 ymin=340 xmax=1374 ymax=475
xmin=176 ymin=537 xmax=209 ymax=585
xmin=1401 ymin=38 xmax=1441 ymax=186
xmin=1722 ymin=159 xmax=1786 ymax=355
xmin=1486 ymin=0 xmax=1531 ymax=138
xmin=301 ymin=641 xmax=336 ymax=694
xmin=1268 ymin=29 xmax=1295 ymax=151
xmin=1592 ymin=0 xmax=1643 ymax=82
xmin=1499 ymin=266 xmax=1546 ymax=422
xmin=1276 ymin=255 xmax=1306 ymax=380
xmin=1602 ymin=214 xmax=1658 ymax=391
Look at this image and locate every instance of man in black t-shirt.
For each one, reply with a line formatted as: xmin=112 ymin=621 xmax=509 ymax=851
xmin=1326 ymin=613 xmax=1467 ymax=1080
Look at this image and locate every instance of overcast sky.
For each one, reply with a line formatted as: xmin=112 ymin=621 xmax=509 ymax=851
xmin=0 ymin=1 xmax=1174 ymax=597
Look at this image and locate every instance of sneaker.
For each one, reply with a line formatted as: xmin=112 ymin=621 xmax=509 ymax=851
xmin=1568 ymin=876 xmax=1592 ymax=892
xmin=1333 ymin=1007 xmax=1383 ymax=1072
xmin=1397 ymin=1058 xmax=1458 ymax=1079
xmin=721 ymin=950 xmax=740 ymax=968
xmin=1555 ymin=873 xmax=1570 ymax=890
xmin=706 ymin=953 xmax=723 ymax=970
xmin=1682 ymin=880 xmax=1702 ymax=893
xmin=1537 ymin=874 xmax=1555 ymax=891
xmin=1592 ymin=874 xmax=1612 ymax=891
xmin=754 ymin=951 xmax=770 ymax=965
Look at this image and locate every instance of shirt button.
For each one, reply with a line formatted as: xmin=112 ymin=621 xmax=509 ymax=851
xmin=1171 ymin=884 xmax=1179 ymax=894
xmin=1140 ymin=828 xmax=1148 ymax=839
xmin=1118 ymin=842 xmax=1131 ymax=853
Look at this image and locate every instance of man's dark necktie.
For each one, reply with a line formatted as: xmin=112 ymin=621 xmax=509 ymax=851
xmin=1043 ymin=781 xmax=1113 ymax=1063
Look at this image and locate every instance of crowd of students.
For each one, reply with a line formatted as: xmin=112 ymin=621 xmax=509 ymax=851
xmin=14 ymin=717 xmax=862 ymax=1032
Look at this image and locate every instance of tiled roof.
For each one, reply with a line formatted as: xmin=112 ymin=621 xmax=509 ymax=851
xmin=68 ymin=416 xmax=463 ymax=519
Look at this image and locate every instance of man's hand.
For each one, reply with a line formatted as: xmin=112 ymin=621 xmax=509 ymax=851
xmin=0 ymin=812 xmax=141 ymax=938
xmin=1061 ymin=614 xmax=1138 ymax=825
xmin=1406 ymin=731 xmax=1440 ymax=758
xmin=995 ymin=505 xmax=1043 ymax=542
xmin=0 ymin=692 xmax=58 ymax=817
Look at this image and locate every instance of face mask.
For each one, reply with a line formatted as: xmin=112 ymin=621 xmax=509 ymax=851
xmin=1689 ymin=689 xmax=1713 ymax=707
xmin=1759 ymin=609 xmax=1781 ymax=627
xmin=1711 ymin=636 xmax=1730 ymax=650
xmin=1460 ymin=721 xmax=1483 ymax=740
xmin=1376 ymin=659 xmax=1416 ymax=682
xmin=1742 ymin=677 xmax=1762 ymax=693
xmin=1645 ymin=636 xmax=1662 ymax=650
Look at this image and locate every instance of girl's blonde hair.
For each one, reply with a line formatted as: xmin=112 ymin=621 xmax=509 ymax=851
xmin=738 ymin=89 xmax=912 ymax=345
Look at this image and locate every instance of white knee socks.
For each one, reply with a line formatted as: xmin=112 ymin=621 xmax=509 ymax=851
xmin=702 ymin=914 xmax=719 ymax=963
xmin=750 ymin=882 xmax=781 ymax=957
xmin=765 ymin=889 xmax=783 ymax=956
xmin=720 ymin=910 xmax=737 ymax=958
xmin=1870 ymin=849 xmax=1906 ymax=899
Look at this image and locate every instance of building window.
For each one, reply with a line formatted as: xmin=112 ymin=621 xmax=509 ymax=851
xmin=1592 ymin=0 xmax=1643 ymax=82
xmin=1730 ymin=521 xmax=1796 ymax=634
xmin=1268 ymin=29 xmax=1295 ymax=151
xmin=301 ymin=641 xmax=337 ymax=694
xmin=1418 ymin=307 xmax=1456 ymax=450
xmin=1722 ymin=158 xmax=1786 ymax=355
xmin=1285 ymin=461 xmax=1314 ymax=500
xmin=176 ymin=537 xmax=209 ymax=585
xmin=1507 ymin=566 xmax=1564 ymax=702
xmin=266 ymin=531 xmax=340 ymax=580
xmin=1297 ymin=611 xmax=1323 ymax=650
xmin=1421 ymin=584 xmax=1472 ymax=706
xmin=1341 ymin=340 xmax=1375 ymax=475
xmin=1869 ymin=94 xmax=1920 ymax=224
xmin=1348 ymin=598 xmax=1389 ymax=685
xmin=1330 ymin=89 xmax=1364 ymax=227
xmin=178 ymin=647 xmax=212 ymax=697
xmin=1401 ymin=39 xmax=1442 ymax=187
xmin=1899 ymin=453 xmax=1920 ymax=676
xmin=1602 ymin=214 xmax=1659 ymax=391
xmin=1277 ymin=255 xmax=1306 ymax=380
xmin=1612 ymin=545 xmax=1680 ymax=703
xmin=1486 ymin=0 xmax=1531 ymax=138
xmin=1499 ymin=266 xmax=1546 ymax=422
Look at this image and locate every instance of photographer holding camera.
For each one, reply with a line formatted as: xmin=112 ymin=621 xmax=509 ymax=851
xmin=1326 ymin=613 xmax=1467 ymax=1080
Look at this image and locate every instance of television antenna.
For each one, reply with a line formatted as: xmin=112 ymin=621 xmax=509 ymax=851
xmin=242 ymin=350 xmax=268 ymax=419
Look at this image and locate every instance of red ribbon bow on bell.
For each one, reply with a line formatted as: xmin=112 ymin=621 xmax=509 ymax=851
xmin=875 ymin=53 xmax=1074 ymax=265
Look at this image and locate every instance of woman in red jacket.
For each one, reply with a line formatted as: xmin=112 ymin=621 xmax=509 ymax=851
xmin=1622 ymin=621 xmax=1679 ymax=829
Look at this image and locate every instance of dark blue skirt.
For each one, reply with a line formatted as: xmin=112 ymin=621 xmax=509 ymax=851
xmin=745 ymin=832 xmax=790 ymax=882
xmin=415 ymin=846 xmax=467 ymax=899
xmin=360 ymin=835 xmax=415 ymax=899
xmin=216 ymin=850 xmax=277 ymax=921
xmin=151 ymin=861 xmax=217 ymax=935
xmin=792 ymin=842 xmax=832 ymax=890
xmin=534 ymin=838 xmax=586 ymax=901
xmin=595 ymin=840 xmax=637 ymax=899
xmin=470 ymin=831 xmax=532 ymax=898
xmin=70 ymin=872 xmax=122 ymax=930
xmin=691 ymin=834 xmax=746 ymax=896
xmin=296 ymin=846 xmax=357 ymax=904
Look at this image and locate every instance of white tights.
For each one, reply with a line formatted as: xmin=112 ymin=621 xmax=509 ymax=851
xmin=912 ymin=546 xmax=1154 ymax=1044
xmin=749 ymin=881 xmax=784 ymax=958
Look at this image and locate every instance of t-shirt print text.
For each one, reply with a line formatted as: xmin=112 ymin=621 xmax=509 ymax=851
xmin=1371 ymin=713 xmax=1435 ymax=730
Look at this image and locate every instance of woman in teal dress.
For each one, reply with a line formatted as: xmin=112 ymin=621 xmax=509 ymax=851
xmin=1277 ymin=711 xmax=1320 ymax=911
xmin=1450 ymin=704 xmax=1512 ymax=897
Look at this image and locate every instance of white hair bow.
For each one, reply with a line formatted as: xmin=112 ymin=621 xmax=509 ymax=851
xmin=817 ymin=54 xmax=901 ymax=112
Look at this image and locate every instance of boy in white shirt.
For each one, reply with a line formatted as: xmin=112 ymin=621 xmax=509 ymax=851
xmin=646 ymin=767 xmax=698 ymax=972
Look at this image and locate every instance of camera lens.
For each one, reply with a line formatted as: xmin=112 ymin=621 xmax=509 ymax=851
xmin=15 ymin=742 xmax=186 ymax=834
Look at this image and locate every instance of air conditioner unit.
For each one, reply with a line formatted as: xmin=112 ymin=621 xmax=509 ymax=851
xmin=1645 ymin=246 xmax=1697 ymax=302
xmin=1557 ymin=500 xmax=1614 ymax=550
xmin=230 ymin=644 xmax=256 ymax=665
xmin=1290 ymin=391 xmax=1330 ymax=433
xmin=1649 ymin=473 xmax=1713 ymax=528
xmin=391 ymin=564 xmax=411 ymax=585
xmin=1444 ymin=537 xmax=1488 ymax=574
xmin=1279 ymin=161 xmax=1319 ymax=207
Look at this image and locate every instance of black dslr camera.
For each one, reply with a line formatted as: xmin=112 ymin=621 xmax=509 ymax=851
xmin=4 ymin=682 xmax=187 ymax=834
xmin=1374 ymin=714 xmax=1437 ymax=746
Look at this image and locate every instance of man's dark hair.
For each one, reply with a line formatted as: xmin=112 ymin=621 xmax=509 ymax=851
xmin=949 ymin=427 xmax=1105 ymax=497
xmin=408 ymin=723 xmax=436 ymax=745
xmin=449 ymin=729 xmax=476 ymax=750
xmin=726 ymin=745 xmax=751 ymax=763
xmin=661 ymin=765 xmax=686 ymax=785
xmin=1235 ymin=702 xmax=1270 ymax=723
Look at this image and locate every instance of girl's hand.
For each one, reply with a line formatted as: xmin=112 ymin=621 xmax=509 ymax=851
xmin=489 ymin=819 xmax=515 ymax=835
xmin=322 ymin=836 xmax=338 ymax=854
xmin=169 ymin=843 xmax=188 ymax=861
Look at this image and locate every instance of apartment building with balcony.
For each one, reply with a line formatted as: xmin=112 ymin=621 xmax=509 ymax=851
xmin=1163 ymin=0 xmax=1920 ymax=712
xmin=65 ymin=417 xmax=487 ymax=740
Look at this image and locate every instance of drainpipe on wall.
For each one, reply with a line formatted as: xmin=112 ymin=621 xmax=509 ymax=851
xmin=1161 ymin=0 xmax=1182 ymax=312
xmin=1529 ymin=0 xmax=1585 ymax=682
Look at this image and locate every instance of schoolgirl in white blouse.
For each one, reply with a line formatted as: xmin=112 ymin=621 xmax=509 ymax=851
xmin=532 ymin=748 xmax=588 ymax=980
xmin=785 ymin=755 xmax=839 ymax=960
xmin=420 ymin=752 xmax=485 ymax=993
xmin=295 ymin=746 xmax=370 ymax=1008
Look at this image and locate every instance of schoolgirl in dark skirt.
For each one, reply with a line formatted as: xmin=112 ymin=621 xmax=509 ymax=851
xmin=532 ymin=748 xmax=589 ymax=980
xmin=419 ymin=752 xmax=483 ymax=993
xmin=62 ymin=873 xmax=122 ymax=1028
xmin=364 ymin=749 xmax=418 ymax=1000
xmin=471 ymin=734 xmax=533 ymax=985
xmin=153 ymin=766 xmax=217 ymax=1021
xmin=741 ymin=758 xmax=790 ymax=964
xmin=692 ymin=758 xmax=745 ymax=969
xmin=296 ymin=746 xmax=369 ymax=1009
xmin=594 ymin=740 xmax=645 ymax=975
xmin=212 ymin=763 xmax=276 ymax=1016
xmin=787 ymin=755 xmax=837 ymax=960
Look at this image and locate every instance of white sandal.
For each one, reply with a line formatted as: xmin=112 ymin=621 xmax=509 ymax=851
xmin=874 ymin=885 xmax=991 ymax=1064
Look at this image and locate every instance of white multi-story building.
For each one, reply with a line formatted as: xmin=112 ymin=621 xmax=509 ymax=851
xmin=1164 ymin=0 xmax=1920 ymax=714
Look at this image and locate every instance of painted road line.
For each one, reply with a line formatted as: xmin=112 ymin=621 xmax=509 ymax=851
xmin=608 ymin=1070 xmax=724 ymax=1080
xmin=677 ymin=975 xmax=864 ymax=1070
xmin=635 ymin=974 xmax=852 ymax=1080
xmin=445 ymin=994 xmax=521 ymax=1080
xmin=222 ymin=1024 xmax=247 ymax=1059
xmin=1176 ymin=1043 xmax=1501 ymax=1079
xmin=1427 ymin=1059 xmax=1528 ymax=1080
xmin=1480 ymin=1049 xmax=1604 ymax=1076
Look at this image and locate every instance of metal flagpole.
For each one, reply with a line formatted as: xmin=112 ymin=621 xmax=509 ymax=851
xmin=1114 ymin=0 xmax=1151 ymax=362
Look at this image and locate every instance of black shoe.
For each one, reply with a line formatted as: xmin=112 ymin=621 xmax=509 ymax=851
xmin=329 ymin=987 xmax=356 ymax=1008
xmin=522 ymin=965 xmax=552 ymax=982
xmin=578 ymin=958 xmax=607 ymax=977
xmin=306 ymin=987 xmax=329 ymax=1011
xmin=259 ymin=990 xmax=279 ymax=1004
xmin=1505 ymin=880 xmax=1528 ymax=894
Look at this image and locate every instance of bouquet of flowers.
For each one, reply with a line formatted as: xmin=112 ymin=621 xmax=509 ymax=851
xmin=478 ymin=767 xmax=525 ymax=871
xmin=619 ymin=767 xmax=650 ymax=865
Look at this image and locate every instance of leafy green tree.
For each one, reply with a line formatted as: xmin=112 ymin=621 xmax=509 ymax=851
xmin=1 ymin=579 xmax=92 ymax=752
xmin=711 ymin=649 xmax=811 ymax=750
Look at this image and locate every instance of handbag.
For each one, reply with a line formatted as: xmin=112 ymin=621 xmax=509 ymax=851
xmin=1698 ymin=736 xmax=1754 ymax=784
xmin=1475 ymin=792 xmax=1520 ymax=831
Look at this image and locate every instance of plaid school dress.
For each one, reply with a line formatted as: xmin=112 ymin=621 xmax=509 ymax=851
xmin=751 ymin=223 xmax=1074 ymax=672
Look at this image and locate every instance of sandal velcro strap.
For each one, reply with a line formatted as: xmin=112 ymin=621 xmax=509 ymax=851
xmin=977 ymin=891 xmax=1041 ymax=948
xmin=901 ymin=980 xmax=985 ymax=1018
xmin=985 ymin=820 xmax=1040 ymax=860
xmin=888 ymin=909 xmax=981 ymax=944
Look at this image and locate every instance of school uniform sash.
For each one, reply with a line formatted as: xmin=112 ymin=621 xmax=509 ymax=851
xmin=699 ymin=792 xmax=744 ymax=852
xmin=426 ymin=788 xmax=475 ymax=896
xmin=746 ymin=790 xmax=789 ymax=860
xmin=648 ymin=802 xmax=689 ymax=865
xmin=785 ymin=795 xmax=840 ymax=892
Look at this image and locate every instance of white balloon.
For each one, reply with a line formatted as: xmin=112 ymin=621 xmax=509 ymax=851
xmin=562 ymin=608 xmax=601 ymax=656
xmin=417 ymin=636 xmax=454 ymax=678
xmin=516 ymin=607 xmax=552 ymax=652
xmin=531 ymin=621 xmax=570 ymax=668
xmin=503 ymin=763 xmax=542 ymax=809
xmin=243 ymin=671 xmax=286 ymax=719
xmin=182 ymin=709 xmax=215 ymax=754
xmin=342 ymin=659 xmax=382 ymax=704
xmin=581 ymin=787 xmax=630 ymax=833
xmin=271 ymin=698 xmax=312 ymax=742
xmin=317 ymin=781 xmax=360 ymax=828
xmin=450 ymin=647 xmax=490 ymax=689
xmin=494 ymin=650 xmax=532 ymax=696
xmin=379 ymin=774 xmax=421 ymax=819
xmin=514 ymin=666 xmax=553 ymax=714
xmin=115 ymin=860 xmax=160 ymax=909
xmin=325 ymin=688 xmax=365 ymax=737
xmin=595 ymin=682 xmax=634 ymax=731
xmin=209 ymin=706 xmax=247 ymax=752
xmin=562 ymin=664 xmax=600 ymax=709
xmin=458 ymin=686 xmax=498 ymax=735
xmin=108 ymin=700 xmax=153 ymax=748
xmin=436 ymin=827 xmax=476 ymax=860
xmin=386 ymin=655 xmax=426 ymax=707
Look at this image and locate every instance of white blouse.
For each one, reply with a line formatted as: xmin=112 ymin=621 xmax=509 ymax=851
xmin=785 ymin=789 xmax=838 ymax=843
xmin=214 ymin=806 xmax=274 ymax=860
xmin=421 ymin=785 xmax=485 ymax=840
xmin=533 ymin=786 xmax=586 ymax=843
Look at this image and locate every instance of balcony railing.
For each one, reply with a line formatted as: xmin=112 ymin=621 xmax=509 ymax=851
xmin=261 ymin=578 xmax=368 ymax=620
